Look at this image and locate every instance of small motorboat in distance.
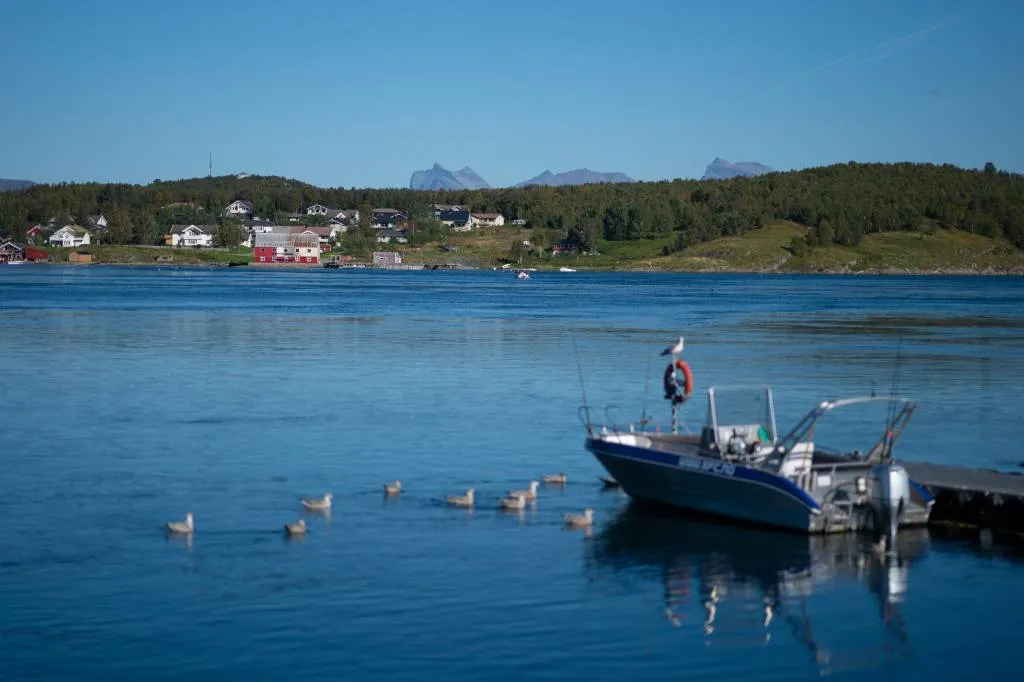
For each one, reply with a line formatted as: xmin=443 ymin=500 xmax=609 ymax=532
xmin=580 ymin=338 xmax=934 ymax=543
xmin=515 ymin=269 xmax=530 ymax=280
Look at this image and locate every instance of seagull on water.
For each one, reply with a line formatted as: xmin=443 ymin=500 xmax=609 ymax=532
xmin=660 ymin=336 xmax=685 ymax=356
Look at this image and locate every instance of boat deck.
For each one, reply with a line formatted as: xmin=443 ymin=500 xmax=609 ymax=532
xmin=899 ymin=460 xmax=1024 ymax=498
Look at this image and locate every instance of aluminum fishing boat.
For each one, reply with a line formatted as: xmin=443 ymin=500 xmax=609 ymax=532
xmin=581 ymin=340 xmax=934 ymax=539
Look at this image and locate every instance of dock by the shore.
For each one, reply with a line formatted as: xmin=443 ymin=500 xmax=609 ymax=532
xmin=899 ymin=460 xmax=1024 ymax=535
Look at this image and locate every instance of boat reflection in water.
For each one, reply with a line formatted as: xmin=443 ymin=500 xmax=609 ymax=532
xmin=585 ymin=504 xmax=930 ymax=674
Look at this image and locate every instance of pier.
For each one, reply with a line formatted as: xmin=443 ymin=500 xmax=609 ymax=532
xmin=899 ymin=460 xmax=1024 ymax=535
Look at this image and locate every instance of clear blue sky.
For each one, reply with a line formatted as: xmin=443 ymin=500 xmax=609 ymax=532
xmin=2 ymin=0 xmax=1022 ymax=188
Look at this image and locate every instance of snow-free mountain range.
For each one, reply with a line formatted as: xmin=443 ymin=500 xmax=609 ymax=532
xmin=408 ymin=163 xmax=636 ymax=190
xmin=0 ymin=158 xmax=774 ymax=193
xmin=408 ymin=159 xmax=773 ymax=189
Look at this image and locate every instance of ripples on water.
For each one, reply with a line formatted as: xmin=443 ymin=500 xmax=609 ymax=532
xmin=1 ymin=267 xmax=1023 ymax=681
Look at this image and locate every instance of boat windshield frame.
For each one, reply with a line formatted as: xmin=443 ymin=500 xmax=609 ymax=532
xmin=769 ymin=395 xmax=916 ymax=467
xmin=705 ymin=384 xmax=779 ymax=445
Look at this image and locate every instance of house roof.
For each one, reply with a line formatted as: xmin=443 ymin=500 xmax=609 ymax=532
xmin=169 ymin=224 xmax=215 ymax=235
xmin=292 ymin=226 xmax=335 ymax=237
xmin=227 ymin=200 xmax=254 ymax=209
xmin=52 ymin=225 xmax=89 ymax=237
xmin=373 ymin=208 xmax=404 ymax=215
xmin=0 ymin=240 xmax=25 ymax=253
xmin=378 ymin=229 xmax=407 ymax=238
xmin=438 ymin=209 xmax=470 ymax=222
xmin=471 ymin=212 xmax=502 ymax=220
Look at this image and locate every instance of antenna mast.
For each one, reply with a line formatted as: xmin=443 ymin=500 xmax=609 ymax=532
xmin=209 ymin=152 xmax=213 ymax=177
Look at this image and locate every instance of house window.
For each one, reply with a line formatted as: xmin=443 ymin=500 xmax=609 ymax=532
xmin=260 ymin=256 xmax=266 ymax=262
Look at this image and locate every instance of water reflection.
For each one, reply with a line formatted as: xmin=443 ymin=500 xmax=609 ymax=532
xmin=586 ymin=504 xmax=930 ymax=674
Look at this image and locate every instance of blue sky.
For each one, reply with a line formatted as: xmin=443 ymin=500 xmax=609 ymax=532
xmin=2 ymin=0 xmax=1022 ymax=188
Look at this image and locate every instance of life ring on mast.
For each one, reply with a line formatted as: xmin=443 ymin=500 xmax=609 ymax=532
xmin=663 ymin=359 xmax=694 ymax=405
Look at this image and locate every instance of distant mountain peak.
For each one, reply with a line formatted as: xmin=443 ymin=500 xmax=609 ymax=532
xmin=0 ymin=178 xmax=37 ymax=192
xmin=514 ymin=168 xmax=633 ymax=187
xmin=409 ymin=163 xmax=490 ymax=190
xmin=702 ymin=158 xmax=773 ymax=181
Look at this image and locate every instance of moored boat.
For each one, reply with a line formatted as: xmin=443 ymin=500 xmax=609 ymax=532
xmin=581 ymin=338 xmax=934 ymax=540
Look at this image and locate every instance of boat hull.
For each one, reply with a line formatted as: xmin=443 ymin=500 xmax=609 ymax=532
xmin=588 ymin=436 xmax=819 ymax=532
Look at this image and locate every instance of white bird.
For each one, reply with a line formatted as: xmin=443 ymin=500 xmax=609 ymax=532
xmin=166 ymin=512 xmax=194 ymax=534
xmin=446 ymin=488 xmax=475 ymax=507
xmin=507 ymin=480 xmax=539 ymax=500
xmin=498 ymin=493 xmax=527 ymax=511
xmin=542 ymin=473 xmax=567 ymax=485
xmin=563 ymin=508 xmax=594 ymax=528
xmin=284 ymin=519 xmax=306 ymax=536
xmin=660 ymin=336 xmax=685 ymax=356
xmin=383 ymin=480 xmax=402 ymax=496
xmin=301 ymin=493 xmax=333 ymax=511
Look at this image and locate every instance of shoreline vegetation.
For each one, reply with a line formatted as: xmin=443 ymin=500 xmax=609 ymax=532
xmin=24 ymin=222 xmax=1024 ymax=275
xmin=2 ymin=161 xmax=1022 ymax=275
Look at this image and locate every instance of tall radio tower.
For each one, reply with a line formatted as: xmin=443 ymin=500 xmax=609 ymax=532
xmin=209 ymin=152 xmax=213 ymax=177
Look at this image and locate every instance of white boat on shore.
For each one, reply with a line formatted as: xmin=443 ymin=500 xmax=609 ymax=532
xmin=559 ymin=266 xmax=576 ymax=272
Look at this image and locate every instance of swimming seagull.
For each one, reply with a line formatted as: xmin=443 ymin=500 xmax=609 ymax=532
xmin=383 ymin=480 xmax=402 ymax=496
xmin=301 ymin=493 xmax=333 ymax=511
xmin=660 ymin=336 xmax=685 ymax=356
xmin=446 ymin=488 xmax=475 ymax=507
xmin=284 ymin=519 xmax=306 ymax=536
xmin=166 ymin=512 xmax=194 ymax=534
xmin=507 ymin=480 xmax=539 ymax=500
xmin=542 ymin=473 xmax=567 ymax=485
xmin=498 ymin=493 xmax=527 ymax=511
xmin=563 ymin=508 xmax=594 ymax=528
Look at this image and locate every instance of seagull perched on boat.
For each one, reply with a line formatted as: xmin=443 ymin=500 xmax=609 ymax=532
xmin=301 ymin=493 xmax=333 ymax=511
xmin=507 ymin=480 xmax=539 ymax=500
xmin=284 ymin=519 xmax=306 ymax=536
xmin=383 ymin=480 xmax=402 ymax=496
xmin=563 ymin=508 xmax=594 ymax=528
xmin=660 ymin=336 xmax=685 ymax=356
xmin=166 ymin=512 xmax=194 ymax=534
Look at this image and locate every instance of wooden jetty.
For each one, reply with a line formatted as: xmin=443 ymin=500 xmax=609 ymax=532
xmin=898 ymin=460 xmax=1024 ymax=535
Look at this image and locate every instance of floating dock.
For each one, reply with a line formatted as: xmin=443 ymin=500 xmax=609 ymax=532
xmin=899 ymin=460 xmax=1024 ymax=535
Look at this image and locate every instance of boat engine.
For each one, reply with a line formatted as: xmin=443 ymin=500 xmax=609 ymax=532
xmin=870 ymin=463 xmax=910 ymax=549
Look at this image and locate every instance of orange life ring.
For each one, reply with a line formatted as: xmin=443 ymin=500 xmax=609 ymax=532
xmin=663 ymin=359 xmax=694 ymax=405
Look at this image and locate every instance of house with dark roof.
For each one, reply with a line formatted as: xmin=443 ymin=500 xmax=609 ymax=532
xmin=372 ymin=209 xmax=407 ymax=229
xmin=0 ymin=240 xmax=25 ymax=263
xmin=437 ymin=209 xmax=470 ymax=230
xmin=376 ymin=229 xmax=408 ymax=244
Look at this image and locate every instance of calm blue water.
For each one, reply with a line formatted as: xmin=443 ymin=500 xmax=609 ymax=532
xmin=1 ymin=266 xmax=1023 ymax=682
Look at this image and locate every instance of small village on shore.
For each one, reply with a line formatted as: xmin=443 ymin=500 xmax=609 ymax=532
xmin=0 ymin=200 xmax=521 ymax=269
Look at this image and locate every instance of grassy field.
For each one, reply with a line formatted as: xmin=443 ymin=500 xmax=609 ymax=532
xmin=39 ymin=245 xmax=252 ymax=265
xmin=400 ymin=221 xmax=1024 ymax=274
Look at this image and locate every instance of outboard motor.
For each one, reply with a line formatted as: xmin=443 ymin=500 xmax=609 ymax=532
xmin=870 ymin=463 xmax=910 ymax=549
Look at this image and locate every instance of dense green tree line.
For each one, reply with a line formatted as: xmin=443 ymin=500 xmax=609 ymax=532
xmin=1 ymin=162 xmax=1021 ymax=251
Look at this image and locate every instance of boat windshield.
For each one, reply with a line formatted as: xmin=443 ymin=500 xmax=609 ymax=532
xmin=706 ymin=386 xmax=777 ymax=445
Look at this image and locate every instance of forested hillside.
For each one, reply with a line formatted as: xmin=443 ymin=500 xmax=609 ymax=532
xmin=1 ymin=162 xmax=1021 ymax=252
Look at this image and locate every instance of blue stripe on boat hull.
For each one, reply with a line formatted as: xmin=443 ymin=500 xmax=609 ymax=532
xmin=587 ymin=437 xmax=821 ymax=512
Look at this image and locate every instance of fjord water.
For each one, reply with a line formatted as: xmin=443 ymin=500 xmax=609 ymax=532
xmin=1 ymin=267 xmax=1023 ymax=682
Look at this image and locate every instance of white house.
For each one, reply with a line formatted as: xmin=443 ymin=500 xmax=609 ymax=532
xmin=167 ymin=224 xmax=215 ymax=248
xmin=48 ymin=225 xmax=91 ymax=248
xmin=223 ymin=200 xmax=254 ymax=217
xmin=471 ymin=212 xmax=505 ymax=228
xmin=87 ymin=214 xmax=108 ymax=229
xmin=306 ymin=205 xmax=359 ymax=226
